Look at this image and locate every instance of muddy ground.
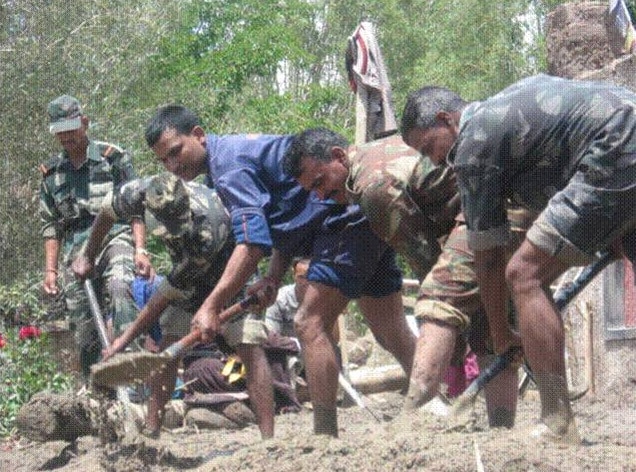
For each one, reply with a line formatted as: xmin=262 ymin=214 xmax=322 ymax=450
xmin=2 ymin=381 xmax=635 ymax=472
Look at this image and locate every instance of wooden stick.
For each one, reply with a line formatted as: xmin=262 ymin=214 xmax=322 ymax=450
xmin=581 ymin=300 xmax=595 ymax=395
xmin=473 ymin=440 xmax=485 ymax=472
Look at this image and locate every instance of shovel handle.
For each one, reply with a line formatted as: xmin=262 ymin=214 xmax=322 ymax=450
xmin=220 ymin=292 xmax=259 ymax=323
xmin=84 ymin=279 xmax=111 ymax=350
xmin=163 ymin=293 xmax=260 ymax=358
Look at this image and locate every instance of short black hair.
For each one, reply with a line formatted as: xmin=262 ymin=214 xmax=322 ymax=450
xmin=145 ymin=105 xmax=201 ymax=147
xmin=401 ymin=86 xmax=467 ymax=137
xmin=283 ymin=127 xmax=349 ymax=178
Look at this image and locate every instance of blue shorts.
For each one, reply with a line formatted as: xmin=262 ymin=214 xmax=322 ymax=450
xmin=305 ymin=205 xmax=402 ymax=299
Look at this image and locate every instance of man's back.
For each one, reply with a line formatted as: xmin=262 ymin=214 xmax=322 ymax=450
xmin=114 ymin=177 xmax=234 ymax=308
xmin=205 ymin=133 xmax=335 ymax=254
xmin=451 ymin=74 xmax=636 ymax=211
xmin=345 ymin=134 xmax=459 ymax=278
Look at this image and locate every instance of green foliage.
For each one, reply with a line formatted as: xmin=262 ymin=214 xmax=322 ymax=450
xmin=0 ymin=273 xmax=50 ymax=328
xmin=0 ymin=272 xmax=74 ymax=437
xmin=0 ymin=330 xmax=75 ymax=437
xmin=147 ymin=0 xmax=354 ymax=135
xmin=0 ymin=0 xmax=181 ymax=284
xmin=0 ymin=0 xmax=574 ymax=290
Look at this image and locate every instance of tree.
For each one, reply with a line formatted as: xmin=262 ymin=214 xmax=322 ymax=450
xmin=0 ymin=0 xmax=571 ymax=286
xmin=0 ymin=0 xmax=179 ymax=284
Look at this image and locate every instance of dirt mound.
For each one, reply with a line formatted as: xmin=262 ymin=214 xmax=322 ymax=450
xmin=15 ymin=392 xmax=95 ymax=442
xmin=546 ymin=2 xmax=619 ymax=79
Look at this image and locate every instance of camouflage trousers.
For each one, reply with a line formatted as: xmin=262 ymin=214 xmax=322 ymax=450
xmin=61 ymin=230 xmax=137 ymax=378
xmin=415 ymin=223 xmax=482 ymax=331
xmin=415 ymin=220 xmax=525 ymax=356
xmin=415 ymin=222 xmax=492 ymax=357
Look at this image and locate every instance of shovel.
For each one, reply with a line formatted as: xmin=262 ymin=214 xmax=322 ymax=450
xmin=91 ymin=293 xmax=260 ymax=388
xmin=84 ymin=279 xmax=133 ymax=406
xmin=451 ymin=249 xmax=613 ymax=417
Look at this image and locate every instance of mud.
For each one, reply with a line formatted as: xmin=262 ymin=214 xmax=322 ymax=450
xmin=3 ymin=385 xmax=636 ymax=472
xmin=15 ymin=392 xmax=95 ymax=442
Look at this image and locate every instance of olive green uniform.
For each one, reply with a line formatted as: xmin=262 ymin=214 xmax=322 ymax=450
xmin=39 ymin=140 xmax=138 ymax=377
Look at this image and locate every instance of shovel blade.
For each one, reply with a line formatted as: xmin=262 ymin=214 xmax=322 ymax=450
xmin=91 ymin=351 xmax=170 ymax=387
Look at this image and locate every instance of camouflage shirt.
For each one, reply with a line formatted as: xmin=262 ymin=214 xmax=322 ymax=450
xmin=111 ymin=178 xmax=234 ymax=308
xmin=39 ymin=140 xmax=136 ymax=255
xmin=345 ymin=134 xmax=459 ymax=279
xmin=449 ymin=74 xmax=636 ymax=250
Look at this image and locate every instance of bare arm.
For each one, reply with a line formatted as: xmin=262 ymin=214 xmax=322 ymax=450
xmin=71 ymin=210 xmax=116 ymax=280
xmin=247 ymin=248 xmax=293 ymax=308
xmin=192 ymin=243 xmax=265 ymax=342
xmin=131 ymin=217 xmax=154 ymax=278
xmin=43 ymin=238 xmax=61 ymax=295
xmin=266 ymin=248 xmax=293 ymax=286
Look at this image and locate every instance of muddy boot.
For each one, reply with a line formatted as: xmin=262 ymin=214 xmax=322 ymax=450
xmin=313 ymin=405 xmax=338 ymax=437
xmin=532 ymin=372 xmax=581 ymax=444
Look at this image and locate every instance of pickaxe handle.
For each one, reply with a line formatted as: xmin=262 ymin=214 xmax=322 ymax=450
xmin=163 ymin=293 xmax=260 ymax=359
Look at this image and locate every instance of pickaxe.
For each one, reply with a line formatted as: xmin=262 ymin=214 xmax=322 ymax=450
xmin=452 ymin=249 xmax=614 ymax=416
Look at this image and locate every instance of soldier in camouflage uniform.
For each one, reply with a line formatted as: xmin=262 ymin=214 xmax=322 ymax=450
xmin=72 ymin=172 xmax=275 ymax=439
xmin=402 ymin=74 xmax=636 ymax=443
xmin=39 ymin=95 xmax=147 ymax=381
xmin=283 ymin=128 xmax=522 ymax=429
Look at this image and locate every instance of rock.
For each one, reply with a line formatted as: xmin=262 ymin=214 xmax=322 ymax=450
xmin=16 ymin=391 xmax=95 ymax=442
xmin=545 ymin=2 xmax=618 ymax=79
xmin=347 ymin=335 xmax=375 ymax=366
xmin=163 ymin=400 xmax=186 ymax=429
xmin=580 ymin=54 xmax=636 ymax=93
xmin=220 ymin=401 xmax=256 ymax=426
xmin=184 ymin=407 xmax=240 ymax=430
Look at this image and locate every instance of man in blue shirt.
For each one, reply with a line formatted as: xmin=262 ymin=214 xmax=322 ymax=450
xmin=144 ymin=105 xmax=416 ymax=436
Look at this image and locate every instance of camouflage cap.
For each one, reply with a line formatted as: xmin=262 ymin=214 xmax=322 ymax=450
xmin=48 ymin=95 xmax=83 ymax=134
xmin=145 ymin=172 xmax=192 ymax=237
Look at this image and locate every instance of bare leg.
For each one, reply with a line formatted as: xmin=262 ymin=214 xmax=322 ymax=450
xmin=358 ymin=291 xmax=416 ymax=376
xmin=480 ymin=354 xmax=518 ymax=428
xmin=506 ymin=240 xmax=580 ymax=442
xmin=146 ymin=335 xmax=178 ymax=436
xmin=405 ymin=320 xmax=457 ymax=410
xmin=294 ymin=282 xmax=348 ymax=437
xmin=236 ymin=343 xmax=275 ymax=439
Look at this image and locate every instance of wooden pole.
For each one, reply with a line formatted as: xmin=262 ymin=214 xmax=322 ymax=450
xmin=582 ymin=301 xmax=596 ymax=395
xmin=338 ymin=68 xmax=369 ymax=381
xmin=348 ymin=364 xmax=408 ymax=394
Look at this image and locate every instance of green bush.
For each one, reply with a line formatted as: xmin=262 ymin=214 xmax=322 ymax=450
xmin=0 ymin=273 xmax=51 ymax=328
xmin=0 ymin=329 xmax=75 ymax=437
